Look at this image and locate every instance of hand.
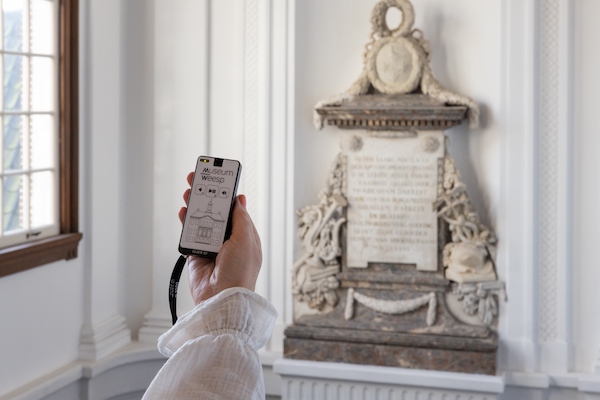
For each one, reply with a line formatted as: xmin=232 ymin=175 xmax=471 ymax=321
xmin=179 ymin=172 xmax=262 ymax=305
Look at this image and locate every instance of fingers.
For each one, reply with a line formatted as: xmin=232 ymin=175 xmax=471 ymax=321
xmin=231 ymin=196 xmax=252 ymax=236
xmin=230 ymin=195 xmax=262 ymax=257
xmin=183 ymin=188 xmax=191 ymax=205
xmin=178 ymin=206 xmax=186 ymax=224
xmin=180 ymin=173 xmax=194 ymax=224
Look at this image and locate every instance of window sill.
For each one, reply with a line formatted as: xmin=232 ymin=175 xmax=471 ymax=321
xmin=0 ymin=232 xmax=83 ymax=278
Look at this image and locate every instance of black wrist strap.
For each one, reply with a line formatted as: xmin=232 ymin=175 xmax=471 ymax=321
xmin=169 ymin=255 xmax=187 ymax=325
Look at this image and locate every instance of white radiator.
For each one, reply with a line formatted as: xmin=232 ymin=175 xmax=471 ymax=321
xmin=274 ymin=359 xmax=504 ymax=400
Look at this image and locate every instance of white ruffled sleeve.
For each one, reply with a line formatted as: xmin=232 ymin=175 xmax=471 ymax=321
xmin=142 ymin=288 xmax=278 ymax=400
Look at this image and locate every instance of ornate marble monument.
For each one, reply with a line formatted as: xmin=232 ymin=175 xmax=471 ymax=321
xmin=284 ymin=0 xmax=506 ymax=375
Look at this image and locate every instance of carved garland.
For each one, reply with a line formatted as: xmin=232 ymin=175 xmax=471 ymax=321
xmin=344 ymin=288 xmax=437 ymax=326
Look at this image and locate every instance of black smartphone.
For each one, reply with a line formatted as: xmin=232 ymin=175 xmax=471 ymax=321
xmin=178 ymin=156 xmax=242 ymax=258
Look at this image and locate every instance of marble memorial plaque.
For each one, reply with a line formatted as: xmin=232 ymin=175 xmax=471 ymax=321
xmin=344 ymin=131 xmax=444 ymax=270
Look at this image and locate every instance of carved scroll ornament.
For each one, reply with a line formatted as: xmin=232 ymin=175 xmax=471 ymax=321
xmin=291 ymin=154 xmax=347 ymax=310
xmin=435 ymin=153 xmax=506 ymax=325
xmin=435 ymin=154 xmax=497 ymax=284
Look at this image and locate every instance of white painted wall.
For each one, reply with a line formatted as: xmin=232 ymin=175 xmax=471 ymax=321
xmin=120 ymin=0 xmax=155 ymax=338
xmin=573 ymin=0 xmax=600 ymax=374
xmin=1 ymin=0 xmax=600 ymax=398
xmin=0 ymin=260 xmax=83 ymax=393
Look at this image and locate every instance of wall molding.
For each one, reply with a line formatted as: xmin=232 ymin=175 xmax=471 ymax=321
xmin=499 ymin=0 xmax=575 ymax=373
xmin=537 ymin=0 xmax=574 ymax=372
xmin=0 ymin=362 xmax=82 ymax=400
xmin=79 ymin=315 xmax=131 ymax=361
xmin=499 ymin=0 xmax=541 ymax=372
xmin=538 ymin=0 xmax=560 ymax=347
xmin=240 ymin=0 xmax=296 ymax=353
xmin=2 ymin=344 xmax=164 ymax=400
xmin=138 ymin=309 xmax=171 ymax=344
xmin=6 ymin=352 xmax=600 ymax=400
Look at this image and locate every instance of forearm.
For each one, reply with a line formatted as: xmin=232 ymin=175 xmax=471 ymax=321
xmin=142 ymin=288 xmax=277 ymax=399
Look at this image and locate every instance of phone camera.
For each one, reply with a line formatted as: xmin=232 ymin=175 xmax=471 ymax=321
xmin=214 ymin=158 xmax=224 ymax=167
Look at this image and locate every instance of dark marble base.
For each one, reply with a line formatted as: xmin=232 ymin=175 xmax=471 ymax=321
xmin=285 ymin=262 xmax=499 ymax=375
xmin=286 ymin=257 xmax=501 ymax=375
xmin=284 ymin=327 xmax=497 ymax=375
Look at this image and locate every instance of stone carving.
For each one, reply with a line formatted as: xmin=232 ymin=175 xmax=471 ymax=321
xmin=285 ymin=0 xmax=505 ymax=374
xmin=434 ymin=153 xmax=505 ymax=325
xmin=291 ymin=154 xmax=347 ymax=310
xmin=443 ymin=242 xmax=496 ymax=283
xmin=292 ymin=140 xmax=506 ymax=324
xmin=421 ymin=135 xmax=441 ymax=153
xmin=452 ymin=281 xmax=507 ymax=326
xmin=344 ymin=288 xmax=437 ymax=326
xmin=435 ymin=154 xmax=497 ymax=283
xmin=314 ymin=0 xmax=480 ymax=130
xmin=344 ymin=132 xmax=443 ymax=270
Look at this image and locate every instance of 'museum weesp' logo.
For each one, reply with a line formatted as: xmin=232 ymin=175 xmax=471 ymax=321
xmin=200 ymin=167 xmax=234 ymax=184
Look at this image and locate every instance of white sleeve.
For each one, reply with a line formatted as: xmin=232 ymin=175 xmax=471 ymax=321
xmin=142 ymin=287 xmax=278 ymax=400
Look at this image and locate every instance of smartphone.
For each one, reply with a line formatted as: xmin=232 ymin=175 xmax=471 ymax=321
xmin=178 ymin=156 xmax=242 ymax=258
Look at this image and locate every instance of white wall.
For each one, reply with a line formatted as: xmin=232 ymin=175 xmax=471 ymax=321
xmin=1 ymin=0 xmax=600 ymax=398
xmin=573 ymin=0 xmax=600 ymax=374
xmin=0 ymin=260 xmax=83 ymax=393
xmin=120 ymin=0 xmax=155 ymax=338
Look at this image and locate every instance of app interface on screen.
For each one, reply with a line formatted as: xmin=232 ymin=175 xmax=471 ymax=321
xmin=181 ymin=158 xmax=239 ymax=253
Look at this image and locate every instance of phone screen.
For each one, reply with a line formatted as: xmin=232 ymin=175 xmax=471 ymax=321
xmin=178 ymin=157 xmax=241 ymax=257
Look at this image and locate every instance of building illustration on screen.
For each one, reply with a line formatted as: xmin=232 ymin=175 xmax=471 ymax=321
xmin=187 ymin=200 xmax=225 ymax=245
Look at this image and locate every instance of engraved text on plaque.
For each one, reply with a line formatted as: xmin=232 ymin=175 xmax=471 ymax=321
xmin=345 ymin=132 xmax=444 ymax=270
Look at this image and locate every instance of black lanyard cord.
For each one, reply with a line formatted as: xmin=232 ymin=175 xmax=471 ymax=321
xmin=169 ymin=255 xmax=187 ymax=325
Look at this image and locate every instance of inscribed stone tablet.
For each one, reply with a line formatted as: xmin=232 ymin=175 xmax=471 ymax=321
xmin=344 ymin=131 xmax=444 ymax=271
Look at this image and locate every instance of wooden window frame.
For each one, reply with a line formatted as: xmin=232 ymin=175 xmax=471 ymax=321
xmin=0 ymin=0 xmax=81 ymax=278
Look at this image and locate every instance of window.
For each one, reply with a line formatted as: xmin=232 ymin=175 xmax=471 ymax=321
xmin=0 ymin=0 xmax=80 ymax=278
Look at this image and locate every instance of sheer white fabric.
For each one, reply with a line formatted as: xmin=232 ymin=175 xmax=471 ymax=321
xmin=142 ymin=288 xmax=278 ymax=399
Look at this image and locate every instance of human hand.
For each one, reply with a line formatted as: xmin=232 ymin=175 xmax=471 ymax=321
xmin=179 ymin=172 xmax=262 ymax=305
